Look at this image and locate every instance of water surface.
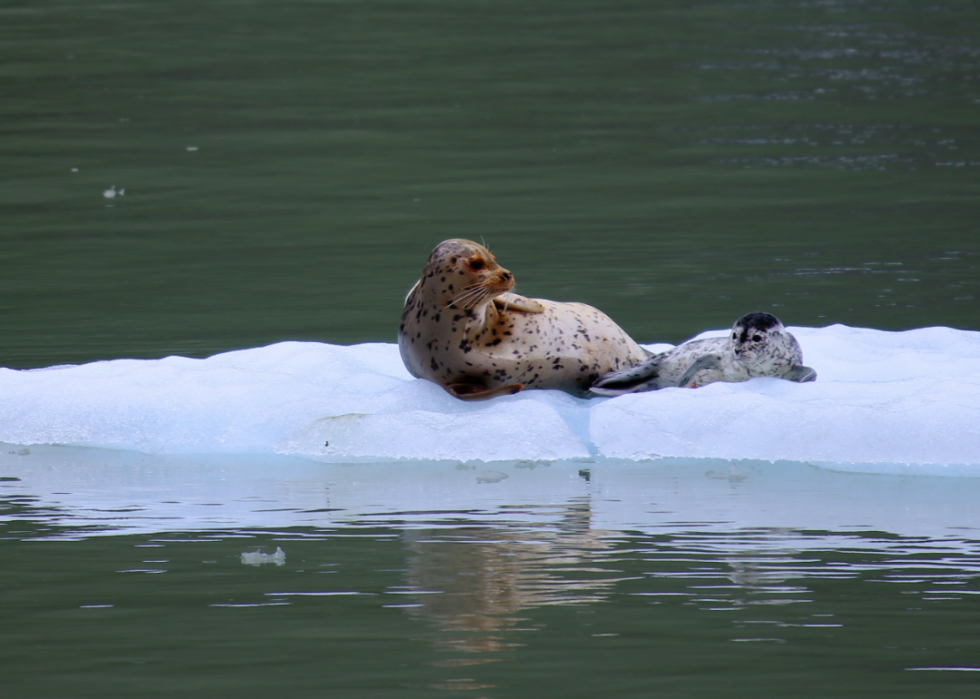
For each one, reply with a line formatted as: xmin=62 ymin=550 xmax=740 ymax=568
xmin=2 ymin=0 xmax=978 ymax=368
xmin=3 ymin=451 xmax=980 ymax=698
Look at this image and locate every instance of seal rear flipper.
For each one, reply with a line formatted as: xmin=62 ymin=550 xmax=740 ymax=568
xmin=590 ymin=357 xmax=664 ymax=396
xmin=590 ymin=379 xmax=660 ymax=397
xmin=446 ymin=382 xmax=524 ymax=401
xmin=493 ymin=293 xmax=545 ymax=314
xmin=783 ymin=365 xmax=817 ymax=383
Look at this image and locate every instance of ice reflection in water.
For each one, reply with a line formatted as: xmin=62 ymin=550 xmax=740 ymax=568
xmin=397 ymin=501 xmax=622 ymax=653
xmin=375 ymin=499 xmax=980 ymax=674
xmin=4 ymin=464 xmax=980 ymax=696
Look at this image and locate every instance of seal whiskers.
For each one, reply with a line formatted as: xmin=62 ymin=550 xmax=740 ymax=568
xmin=448 ymin=283 xmax=495 ymax=310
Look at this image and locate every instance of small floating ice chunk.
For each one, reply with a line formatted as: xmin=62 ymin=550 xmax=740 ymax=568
xmin=103 ymin=185 xmax=124 ymax=199
xmin=241 ymin=547 xmax=286 ymax=566
xmin=187 ymin=146 xmax=198 ymax=151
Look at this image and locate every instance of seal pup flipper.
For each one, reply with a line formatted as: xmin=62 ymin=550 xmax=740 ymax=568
xmin=783 ymin=365 xmax=817 ymax=383
xmin=676 ymin=353 xmax=724 ymax=388
xmin=590 ymin=356 xmax=664 ymax=396
xmin=446 ymin=382 xmax=524 ymax=401
xmin=493 ymin=293 xmax=545 ymax=314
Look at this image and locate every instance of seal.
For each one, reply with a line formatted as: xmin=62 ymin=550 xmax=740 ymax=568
xmin=590 ymin=311 xmax=816 ymax=396
xmin=398 ymin=239 xmax=650 ymax=400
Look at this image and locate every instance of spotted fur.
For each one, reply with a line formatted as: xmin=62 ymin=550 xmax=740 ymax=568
xmin=590 ymin=312 xmax=816 ymax=396
xmin=398 ymin=239 xmax=650 ymax=400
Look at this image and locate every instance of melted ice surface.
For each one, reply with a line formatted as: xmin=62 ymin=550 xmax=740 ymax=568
xmin=1 ymin=325 xmax=978 ymax=475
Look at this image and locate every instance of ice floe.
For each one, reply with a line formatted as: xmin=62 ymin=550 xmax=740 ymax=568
xmin=1 ymin=324 xmax=977 ymax=475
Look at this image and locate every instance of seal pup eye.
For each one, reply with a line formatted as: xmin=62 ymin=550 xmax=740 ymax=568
xmin=468 ymin=258 xmax=485 ymax=271
xmin=752 ymin=334 xmax=763 ymax=342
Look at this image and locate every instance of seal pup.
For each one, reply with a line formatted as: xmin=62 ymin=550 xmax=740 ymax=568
xmin=398 ymin=239 xmax=650 ymax=400
xmin=590 ymin=311 xmax=816 ymax=396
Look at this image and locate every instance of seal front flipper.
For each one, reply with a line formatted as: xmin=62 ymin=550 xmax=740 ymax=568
xmin=493 ymin=293 xmax=545 ymax=314
xmin=783 ymin=365 xmax=817 ymax=383
xmin=590 ymin=356 xmax=663 ymax=396
xmin=446 ymin=382 xmax=524 ymax=401
xmin=676 ymin=354 xmax=724 ymax=389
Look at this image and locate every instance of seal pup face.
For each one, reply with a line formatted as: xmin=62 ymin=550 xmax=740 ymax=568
xmin=420 ymin=238 xmax=515 ymax=310
xmin=728 ymin=311 xmax=789 ymax=369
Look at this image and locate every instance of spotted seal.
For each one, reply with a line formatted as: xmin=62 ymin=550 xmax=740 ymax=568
xmin=590 ymin=311 xmax=816 ymax=396
xmin=398 ymin=239 xmax=650 ymax=400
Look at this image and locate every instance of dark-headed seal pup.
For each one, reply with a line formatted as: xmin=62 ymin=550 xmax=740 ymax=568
xmin=591 ymin=312 xmax=816 ymax=396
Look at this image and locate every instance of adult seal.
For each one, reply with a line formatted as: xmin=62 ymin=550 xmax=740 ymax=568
xmin=399 ymin=239 xmax=650 ymax=400
xmin=590 ymin=311 xmax=816 ymax=396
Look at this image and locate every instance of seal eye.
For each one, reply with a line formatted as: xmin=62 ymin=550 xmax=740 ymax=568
xmin=752 ymin=334 xmax=763 ymax=342
xmin=469 ymin=259 xmax=485 ymax=271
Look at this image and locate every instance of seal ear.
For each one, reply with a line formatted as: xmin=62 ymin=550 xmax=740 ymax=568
xmin=783 ymin=365 xmax=817 ymax=383
xmin=446 ymin=383 xmax=524 ymax=401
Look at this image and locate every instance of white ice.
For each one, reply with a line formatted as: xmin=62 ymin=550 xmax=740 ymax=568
xmin=1 ymin=324 xmax=978 ymax=476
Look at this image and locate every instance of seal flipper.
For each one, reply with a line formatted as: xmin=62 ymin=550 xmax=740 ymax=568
xmin=676 ymin=354 xmax=724 ymax=389
xmin=446 ymin=382 xmax=524 ymax=401
xmin=493 ymin=293 xmax=545 ymax=314
xmin=783 ymin=365 xmax=817 ymax=383
xmin=590 ymin=356 xmax=664 ymax=396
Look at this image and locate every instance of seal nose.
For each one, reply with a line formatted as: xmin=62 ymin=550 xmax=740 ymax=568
xmin=501 ymin=271 xmax=512 ymax=281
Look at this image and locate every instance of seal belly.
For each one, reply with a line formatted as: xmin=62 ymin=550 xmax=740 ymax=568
xmin=448 ymin=300 xmax=647 ymax=397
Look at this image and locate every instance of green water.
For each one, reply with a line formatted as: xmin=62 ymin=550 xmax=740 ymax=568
xmin=2 ymin=0 xmax=978 ymax=368
xmin=3 ymin=453 xmax=980 ymax=698
xmin=3 ymin=1 xmax=980 ymax=696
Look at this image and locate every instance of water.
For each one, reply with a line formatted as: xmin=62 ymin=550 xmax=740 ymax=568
xmin=3 ymin=452 xmax=980 ymax=698
xmin=3 ymin=0 xmax=980 ymax=696
xmin=2 ymin=0 xmax=978 ymax=368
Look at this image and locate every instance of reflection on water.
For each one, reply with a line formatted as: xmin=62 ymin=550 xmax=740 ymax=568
xmin=400 ymin=501 xmax=618 ymax=654
xmin=4 ymin=455 xmax=980 ymax=697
